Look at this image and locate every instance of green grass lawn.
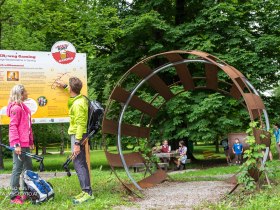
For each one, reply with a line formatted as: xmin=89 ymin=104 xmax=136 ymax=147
xmin=193 ymin=144 xmax=224 ymax=155
xmin=0 ymin=169 xmax=138 ymax=210
xmin=169 ymin=165 xmax=239 ymax=182
xmin=0 ymin=146 xmax=122 ymax=173
xmin=1 ymin=145 xmax=280 ymax=209
xmin=0 ymin=144 xmax=230 ymax=173
xmin=0 ymin=149 xmax=110 ymax=174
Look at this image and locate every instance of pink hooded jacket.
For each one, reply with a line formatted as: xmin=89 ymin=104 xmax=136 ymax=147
xmin=7 ymin=102 xmax=34 ymax=147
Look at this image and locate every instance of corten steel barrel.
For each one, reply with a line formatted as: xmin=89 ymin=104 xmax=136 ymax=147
xmin=102 ymin=50 xmax=271 ymax=194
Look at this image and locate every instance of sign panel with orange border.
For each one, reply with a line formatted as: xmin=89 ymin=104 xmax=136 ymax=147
xmin=0 ymin=41 xmax=87 ymax=124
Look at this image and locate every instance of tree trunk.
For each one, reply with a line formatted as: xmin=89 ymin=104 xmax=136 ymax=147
xmin=215 ymin=137 xmax=220 ymax=153
xmin=175 ymin=0 xmax=186 ymax=25
xmin=35 ymin=135 xmax=39 ymax=155
xmin=42 ymin=146 xmax=47 ymax=155
xmin=0 ymin=125 xmax=4 ymax=170
xmin=94 ymin=140 xmax=98 ymax=150
xmin=99 ymin=139 xmax=102 ymax=150
xmin=90 ymin=139 xmax=94 ymax=150
xmin=60 ymin=124 xmax=64 ymax=155
xmin=60 ymin=142 xmax=64 ymax=155
xmin=187 ymin=149 xmax=197 ymax=161
xmin=185 ymin=139 xmax=197 ymax=161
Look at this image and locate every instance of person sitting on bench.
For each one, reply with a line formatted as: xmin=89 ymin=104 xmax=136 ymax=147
xmin=174 ymin=141 xmax=187 ymax=170
xmin=160 ymin=140 xmax=171 ymax=163
xmin=161 ymin=140 xmax=171 ymax=153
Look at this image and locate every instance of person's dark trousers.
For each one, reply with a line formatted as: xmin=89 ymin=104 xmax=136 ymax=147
xmin=10 ymin=147 xmax=33 ymax=199
xmin=71 ymin=134 xmax=92 ymax=195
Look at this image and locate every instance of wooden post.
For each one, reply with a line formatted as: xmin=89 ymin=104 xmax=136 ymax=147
xmin=84 ymin=139 xmax=91 ymax=181
xmin=0 ymin=125 xmax=4 ymax=170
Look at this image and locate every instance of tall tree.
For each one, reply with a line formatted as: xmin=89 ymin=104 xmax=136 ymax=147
xmin=92 ymin=0 xmax=279 ymax=146
xmin=1 ymin=0 xmax=279 ymax=148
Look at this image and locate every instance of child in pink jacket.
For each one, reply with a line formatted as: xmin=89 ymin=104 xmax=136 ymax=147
xmin=7 ymin=84 xmax=34 ymax=204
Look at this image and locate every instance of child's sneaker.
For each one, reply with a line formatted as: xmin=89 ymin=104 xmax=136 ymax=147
xmin=10 ymin=195 xmax=23 ymax=204
xmin=21 ymin=195 xmax=29 ymax=202
xmin=73 ymin=192 xmax=94 ymax=204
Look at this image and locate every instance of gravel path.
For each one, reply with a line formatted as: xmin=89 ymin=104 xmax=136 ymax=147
xmin=114 ymin=181 xmax=233 ymax=210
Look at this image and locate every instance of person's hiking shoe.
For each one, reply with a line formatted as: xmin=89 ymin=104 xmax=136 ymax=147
xmin=73 ymin=192 xmax=94 ymax=204
xmin=21 ymin=195 xmax=29 ymax=202
xmin=10 ymin=195 xmax=23 ymax=204
xmin=73 ymin=191 xmax=86 ymax=200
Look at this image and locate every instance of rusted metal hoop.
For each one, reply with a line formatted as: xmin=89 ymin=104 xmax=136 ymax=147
xmin=102 ymin=50 xmax=270 ymax=193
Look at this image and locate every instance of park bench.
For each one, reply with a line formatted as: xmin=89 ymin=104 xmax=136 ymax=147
xmin=154 ymin=152 xmax=192 ymax=170
xmin=104 ymin=152 xmax=151 ymax=175
xmin=157 ymin=162 xmax=169 ymax=171
xmin=132 ymin=162 xmax=169 ymax=172
xmin=132 ymin=163 xmax=146 ymax=173
xmin=105 ymin=151 xmax=167 ymax=190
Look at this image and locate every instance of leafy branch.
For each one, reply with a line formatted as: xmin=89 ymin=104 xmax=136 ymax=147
xmin=133 ymin=138 xmax=159 ymax=168
xmin=237 ymin=121 xmax=266 ymax=190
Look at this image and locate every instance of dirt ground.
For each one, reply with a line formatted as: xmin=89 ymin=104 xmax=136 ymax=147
xmin=114 ymin=180 xmax=234 ymax=210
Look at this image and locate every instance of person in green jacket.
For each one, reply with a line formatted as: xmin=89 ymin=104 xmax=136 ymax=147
xmin=56 ymin=77 xmax=93 ymax=204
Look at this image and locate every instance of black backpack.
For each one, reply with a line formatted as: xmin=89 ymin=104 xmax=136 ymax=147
xmin=83 ymin=95 xmax=104 ymax=137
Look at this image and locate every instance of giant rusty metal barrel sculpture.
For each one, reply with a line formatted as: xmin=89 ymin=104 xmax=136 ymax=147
xmin=102 ymin=50 xmax=271 ymax=194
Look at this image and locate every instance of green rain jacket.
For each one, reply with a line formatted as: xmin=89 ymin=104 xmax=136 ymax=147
xmin=68 ymin=94 xmax=88 ymax=140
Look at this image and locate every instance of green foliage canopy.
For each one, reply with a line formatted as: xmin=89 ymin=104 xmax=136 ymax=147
xmin=0 ymin=0 xmax=279 ymax=147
